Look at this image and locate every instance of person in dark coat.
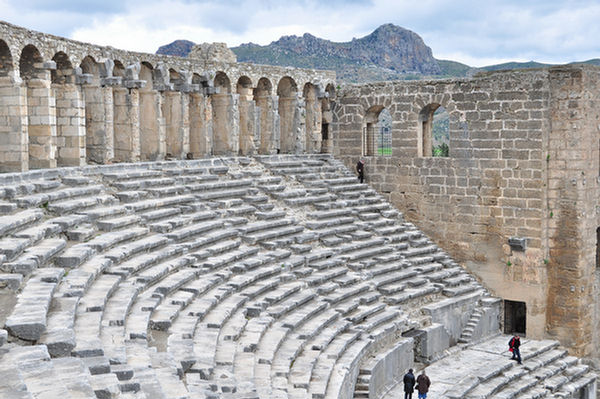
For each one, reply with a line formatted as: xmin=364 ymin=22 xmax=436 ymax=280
xmin=508 ymin=335 xmax=522 ymax=364
xmin=403 ymin=368 xmax=416 ymax=399
xmin=356 ymin=159 xmax=365 ymax=183
xmin=416 ymin=370 xmax=431 ymax=399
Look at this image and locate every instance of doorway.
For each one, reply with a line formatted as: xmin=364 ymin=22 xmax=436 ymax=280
xmin=504 ymin=300 xmax=526 ymax=335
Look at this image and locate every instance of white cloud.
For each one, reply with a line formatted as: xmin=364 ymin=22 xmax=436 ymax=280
xmin=3 ymin=0 xmax=600 ymax=66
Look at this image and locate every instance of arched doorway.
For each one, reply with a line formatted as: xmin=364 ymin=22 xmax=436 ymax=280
xmin=363 ymin=105 xmax=390 ymax=157
xmin=189 ymin=72 xmax=209 ymax=158
xmin=212 ymin=71 xmax=237 ymax=154
xmin=419 ymin=103 xmax=449 ymax=157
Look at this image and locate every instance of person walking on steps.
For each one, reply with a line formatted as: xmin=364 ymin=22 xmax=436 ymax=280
xmin=356 ymin=159 xmax=365 ymax=183
xmin=403 ymin=368 xmax=416 ymax=399
xmin=508 ymin=335 xmax=522 ymax=364
xmin=416 ymin=369 xmax=431 ymax=399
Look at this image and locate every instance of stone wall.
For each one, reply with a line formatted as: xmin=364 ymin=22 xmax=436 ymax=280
xmin=332 ymin=65 xmax=600 ymax=357
xmin=0 ymin=21 xmax=336 ymax=171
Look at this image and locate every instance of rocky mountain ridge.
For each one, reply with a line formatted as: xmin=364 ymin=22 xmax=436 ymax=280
xmin=156 ymin=24 xmax=599 ymax=83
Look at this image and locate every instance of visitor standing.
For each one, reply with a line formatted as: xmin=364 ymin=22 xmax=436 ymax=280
xmin=356 ymin=159 xmax=365 ymax=183
xmin=508 ymin=335 xmax=522 ymax=364
xmin=403 ymin=368 xmax=416 ymax=399
xmin=416 ymin=370 xmax=431 ymax=399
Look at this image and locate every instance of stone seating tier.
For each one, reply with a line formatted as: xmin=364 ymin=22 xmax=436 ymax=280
xmin=0 ymin=155 xmax=595 ymax=399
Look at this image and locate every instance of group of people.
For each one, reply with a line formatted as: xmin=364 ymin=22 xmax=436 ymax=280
xmin=400 ymin=335 xmax=522 ymax=398
xmin=403 ymin=369 xmax=430 ymax=399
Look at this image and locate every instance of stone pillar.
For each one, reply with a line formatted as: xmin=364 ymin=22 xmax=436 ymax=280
xmin=113 ymin=85 xmax=141 ymax=162
xmin=238 ymin=94 xmax=257 ymax=155
xmin=305 ymin=92 xmax=322 ymax=153
xmin=0 ymin=76 xmax=28 ymax=171
xmin=26 ymin=73 xmax=57 ymax=169
xmin=163 ymin=90 xmax=190 ymax=159
xmin=189 ymin=92 xmax=211 ymax=158
xmin=140 ymin=88 xmax=166 ymax=161
xmin=212 ymin=93 xmax=239 ymax=155
xmin=83 ymin=83 xmax=115 ymax=163
xmin=545 ymin=66 xmax=598 ymax=357
xmin=292 ymin=96 xmax=306 ymax=154
xmin=54 ymin=82 xmax=86 ymax=166
xmin=256 ymin=94 xmax=278 ymax=154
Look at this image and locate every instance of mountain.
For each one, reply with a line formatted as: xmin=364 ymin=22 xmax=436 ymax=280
xmin=155 ymin=24 xmax=598 ymax=83
xmin=157 ymin=40 xmax=195 ymax=57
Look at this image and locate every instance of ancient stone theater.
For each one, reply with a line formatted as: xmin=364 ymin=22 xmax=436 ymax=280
xmin=0 ymin=20 xmax=598 ymax=398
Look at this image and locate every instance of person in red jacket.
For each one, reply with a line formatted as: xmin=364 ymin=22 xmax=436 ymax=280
xmin=509 ymin=335 xmax=522 ymax=364
xmin=416 ymin=369 xmax=431 ymax=399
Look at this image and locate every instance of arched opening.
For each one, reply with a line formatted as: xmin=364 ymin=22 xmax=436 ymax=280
xmin=113 ymin=60 xmax=125 ymax=77
xmin=320 ymin=83 xmax=336 ymax=153
xmin=303 ymin=82 xmax=321 ymax=153
xmin=52 ymin=51 xmax=85 ymax=167
xmin=51 ymin=52 xmax=73 ymax=84
xmin=212 ymin=71 xmax=237 ymax=155
xmin=20 ymin=44 xmax=57 ymax=169
xmin=277 ymin=76 xmax=298 ymax=153
xmin=0 ymin=40 xmax=13 ymax=77
xmin=362 ymin=105 xmax=386 ymax=157
xmin=254 ymin=77 xmax=274 ymax=154
xmin=139 ymin=62 xmax=163 ymax=160
xmin=80 ymin=55 xmax=113 ymax=163
xmin=419 ymin=103 xmax=449 ymax=158
xmin=237 ymin=76 xmax=255 ymax=155
xmin=19 ymin=44 xmax=43 ymax=80
xmin=189 ymin=72 xmax=208 ymax=158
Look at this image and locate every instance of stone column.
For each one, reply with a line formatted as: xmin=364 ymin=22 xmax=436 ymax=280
xmin=163 ymin=90 xmax=190 ymax=159
xmin=212 ymin=92 xmax=239 ymax=155
xmin=292 ymin=96 xmax=306 ymax=154
xmin=54 ymin=80 xmax=86 ymax=167
xmin=26 ymin=71 xmax=57 ymax=169
xmin=113 ymin=84 xmax=141 ymax=163
xmin=0 ymin=75 xmax=28 ymax=171
xmin=140 ymin=88 xmax=166 ymax=161
xmin=256 ymin=94 xmax=280 ymax=154
xmin=305 ymin=92 xmax=322 ymax=153
xmin=82 ymin=82 xmax=115 ymax=164
xmin=189 ymin=91 xmax=211 ymax=158
xmin=238 ymin=93 xmax=257 ymax=155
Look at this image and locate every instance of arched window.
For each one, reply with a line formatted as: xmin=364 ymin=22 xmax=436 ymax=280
xmin=363 ymin=105 xmax=391 ymax=157
xmin=419 ymin=103 xmax=449 ymax=157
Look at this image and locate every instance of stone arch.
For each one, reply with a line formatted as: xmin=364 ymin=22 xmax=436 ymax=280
xmin=212 ymin=71 xmax=237 ymax=154
xmin=113 ymin=60 xmax=125 ymax=77
xmin=139 ymin=62 xmax=163 ymax=160
xmin=320 ymin=83 xmax=336 ymax=153
xmin=51 ymin=51 xmax=73 ymax=84
xmin=189 ymin=72 xmax=209 ymax=158
xmin=277 ymin=76 xmax=299 ymax=153
xmin=169 ymin=68 xmax=181 ymax=84
xmin=363 ymin=105 xmax=387 ymax=157
xmin=254 ymin=77 xmax=275 ymax=154
xmin=19 ymin=44 xmax=43 ymax=80
xmin=0 ymin=39 xmax=14 ymax=77
xmin=418 ymin=103 xmax=442 ymax=157
xmin=163 ymin=68 xmax=187 ymax=159
xmin=80 ymin=55 xmax=100 ymax=85
xmin=214 ymin=71 xmax=231 ymax=93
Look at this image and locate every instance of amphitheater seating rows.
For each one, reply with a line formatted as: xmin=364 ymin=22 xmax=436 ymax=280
xmin=0 ymin=155 xmax=595 ymax=399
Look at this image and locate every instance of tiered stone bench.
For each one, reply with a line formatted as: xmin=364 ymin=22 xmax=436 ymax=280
xmin=0 ymin=155 xmax=595 ymax=399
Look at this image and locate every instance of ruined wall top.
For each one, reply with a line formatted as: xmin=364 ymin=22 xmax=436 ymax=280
xmin=0 ymin=20 xmax=335 ymax=91
xmin=189 ymin=43 xmax=237 ymax=64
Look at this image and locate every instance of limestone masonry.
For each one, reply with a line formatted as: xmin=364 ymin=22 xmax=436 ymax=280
xmin=0 ymin=20 xmax=598 ymax=399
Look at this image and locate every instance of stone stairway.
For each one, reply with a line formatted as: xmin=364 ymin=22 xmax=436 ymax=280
xmin=0 ymin=155 xmax=595 ymax=399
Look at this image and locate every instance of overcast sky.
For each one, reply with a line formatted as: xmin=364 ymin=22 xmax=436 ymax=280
xmin=2 ymin=0 xmax=599 ymax=67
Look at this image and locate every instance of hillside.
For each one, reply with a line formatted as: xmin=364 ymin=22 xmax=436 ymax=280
xmin=156 ymin=24 xmax=598 ymax=83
